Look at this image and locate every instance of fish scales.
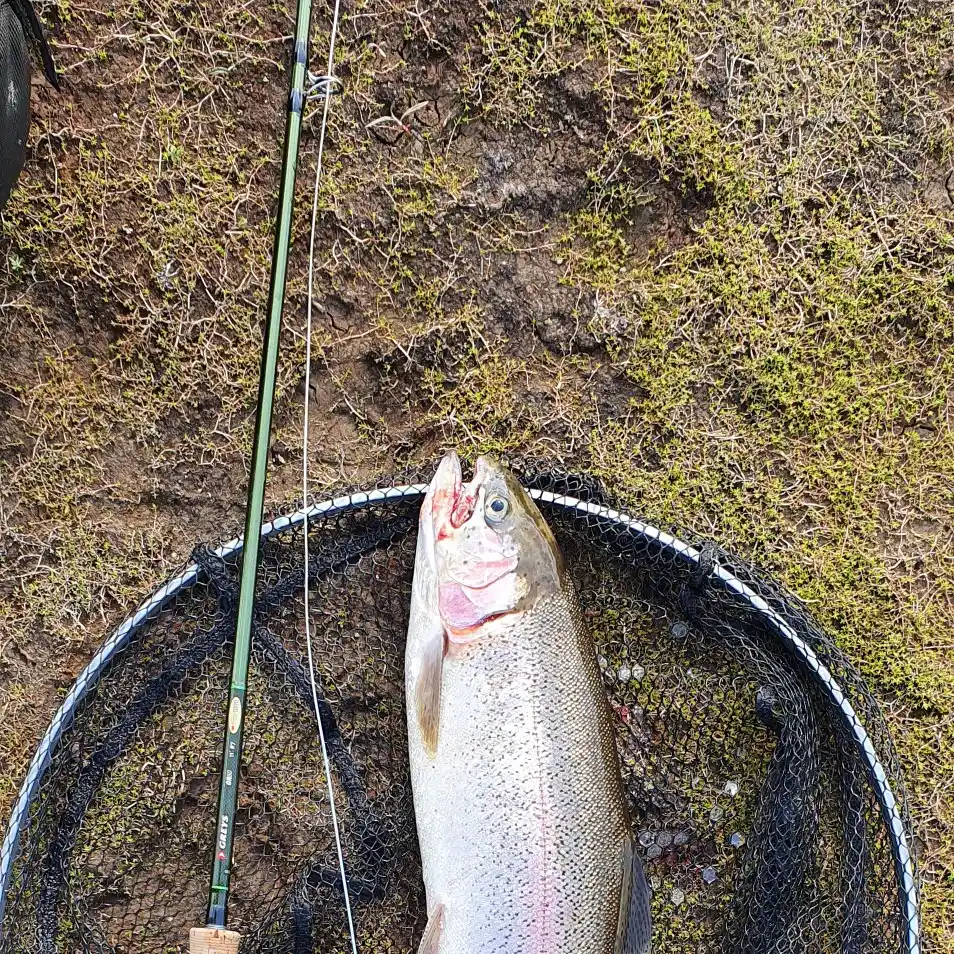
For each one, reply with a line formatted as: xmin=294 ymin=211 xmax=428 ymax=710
xmin=408 ymin=584 xmax=629 ymax=954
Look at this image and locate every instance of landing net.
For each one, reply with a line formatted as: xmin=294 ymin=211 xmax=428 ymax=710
xmin=0 ymin=466 xmax=920 ymax=954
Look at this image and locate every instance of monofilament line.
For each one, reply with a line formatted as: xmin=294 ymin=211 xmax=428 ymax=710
xmin=301 ymin=1 xmax=359 ymax=952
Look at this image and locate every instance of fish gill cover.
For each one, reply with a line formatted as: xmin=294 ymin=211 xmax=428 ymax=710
xmin=0 ymin=464 xmax=918 ymax=954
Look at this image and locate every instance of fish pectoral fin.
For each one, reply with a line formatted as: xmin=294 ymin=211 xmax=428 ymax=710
xmin=416 ymin=903 xmax=444 ymax=954
xmin=615 ymin=837 xmax=652 ymax=954
xmin=415 ymin=621 xmax=445 ymax=757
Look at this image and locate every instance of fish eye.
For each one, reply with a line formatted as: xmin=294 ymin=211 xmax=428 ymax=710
xmin=485 ymin=494 xmax=510 ymax=522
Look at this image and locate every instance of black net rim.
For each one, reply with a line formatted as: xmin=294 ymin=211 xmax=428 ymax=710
xmin=0 ymin=481 xmax=921 ymax=954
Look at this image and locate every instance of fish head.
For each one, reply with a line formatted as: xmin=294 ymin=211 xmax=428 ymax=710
xmin=423 ymin=452 xmax=563 ymax=640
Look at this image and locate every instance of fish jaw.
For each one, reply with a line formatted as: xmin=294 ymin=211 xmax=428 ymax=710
xmin=429 ymin=455 xmax=497 ymax=543
xmin=441 ymin=574 xmax=530 ymax=646
xmin=426 ymin=451 xmax=464 ymax=540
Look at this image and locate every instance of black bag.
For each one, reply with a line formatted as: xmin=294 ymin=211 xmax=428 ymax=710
xmin=0 ymin=0 xmax=58 ymax=211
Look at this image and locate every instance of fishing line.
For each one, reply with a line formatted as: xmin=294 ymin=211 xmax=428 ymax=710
xmin=301 ymin=2 xmax=360 ymax=952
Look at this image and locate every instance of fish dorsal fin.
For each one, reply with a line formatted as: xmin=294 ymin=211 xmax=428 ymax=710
xmin=414 ymin=620 xmax=445 ymax=757
xmin=616 ymin=836 xmax=652 ymax=954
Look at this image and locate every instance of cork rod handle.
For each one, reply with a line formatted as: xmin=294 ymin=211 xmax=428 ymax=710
xmin=189 ymin=927 xmax=241 ymax=954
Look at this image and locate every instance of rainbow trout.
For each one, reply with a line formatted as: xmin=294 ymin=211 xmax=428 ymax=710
xmin=405 ymin=453 xmax=652 ymax=954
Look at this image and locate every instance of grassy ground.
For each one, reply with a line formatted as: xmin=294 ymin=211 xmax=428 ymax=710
xmin=1 ymin=0 xmax=952 ymax=947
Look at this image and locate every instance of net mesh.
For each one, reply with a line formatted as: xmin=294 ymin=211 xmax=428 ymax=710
xmin=0 ymin=465 xmax=919 ymax=954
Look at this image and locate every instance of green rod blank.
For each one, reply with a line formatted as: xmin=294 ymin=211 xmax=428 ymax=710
xmin=203 ymin=0 xmax=314 ymax=928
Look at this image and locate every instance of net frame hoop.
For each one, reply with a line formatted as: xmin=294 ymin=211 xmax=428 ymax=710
xmin=0 ymin=483 xmax=920 ymax=954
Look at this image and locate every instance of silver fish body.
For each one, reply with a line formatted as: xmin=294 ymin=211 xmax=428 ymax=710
xmin=405 ymin=455 xmax=648 ymax=954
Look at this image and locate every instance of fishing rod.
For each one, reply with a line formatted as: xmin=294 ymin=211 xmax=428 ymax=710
xmin=188 ymin=0 xmax=343 ymax=948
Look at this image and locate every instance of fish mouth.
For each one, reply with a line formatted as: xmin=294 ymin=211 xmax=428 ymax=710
xmin=430 ymin=453 xmax=496 ymax=535
xmin=428 ymin=452 xmax=464 ymax=538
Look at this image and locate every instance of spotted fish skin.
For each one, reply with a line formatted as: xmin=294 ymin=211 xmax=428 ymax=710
xmin=405 ymin=454 xmax=646 ymax=954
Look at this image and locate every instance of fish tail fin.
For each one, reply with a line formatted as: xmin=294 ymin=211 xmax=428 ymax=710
xmin=616 ymin=837 xmax=652 ymax=954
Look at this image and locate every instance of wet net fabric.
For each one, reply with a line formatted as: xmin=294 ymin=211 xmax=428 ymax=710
xmin=0 ymin=467 xmax=919 ymax=954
